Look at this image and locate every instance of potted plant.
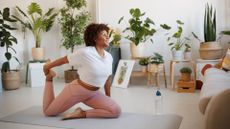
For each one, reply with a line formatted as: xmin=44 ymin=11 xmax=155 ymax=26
xmin=161 ymin=20 xmax=190 ymax=60
xmin=13 ymin=2 xmax=58 ymax=61
xmin=0 ymin=8 xmax=21 ymax=90
xmin=184 ymin=43 xmax=192 ymax=60
xmin=139 ymin=57 xmax=149 ymax=72
xmin=118 ymin=8 xmax=156 ymax=58
xmin=148 ymin=53 xmax=164 ymax=73
xmin=180 ymin=67 xmax=192 ymax=81
xmin=60 ymin=0 xmax=90 ymax=83
xmin=105 ymin=27 xmax=122 ymax=76
xmin=192 ymin=3 xmax=223 ymax=60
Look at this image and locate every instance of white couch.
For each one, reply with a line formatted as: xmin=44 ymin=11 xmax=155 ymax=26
xmin=199 ymin=68 xmax=230 ymax=129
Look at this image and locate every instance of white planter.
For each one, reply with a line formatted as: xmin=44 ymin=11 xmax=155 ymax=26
xmin=141 ymin=66 xmax=147 ymax=73
xmin=29 ymin=63 xmax=46 ymax=87
xmin=184 ymin=51 xmax=192 ymax=60
xmin=172 ymin=50 xmax=184 ymax=60
xmin=130 ymin=43 xmax=144 ymax=58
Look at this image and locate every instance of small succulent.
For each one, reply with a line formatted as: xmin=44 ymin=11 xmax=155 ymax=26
xmin=139 ymin=58 xmax=149 ymax=66
xmin=180 ymin=67 xmax=192 ymax=74
xmin=149 ymin=53 xmax=164 ymax=65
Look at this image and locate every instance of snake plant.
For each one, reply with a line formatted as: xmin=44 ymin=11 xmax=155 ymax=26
xmin=13 ymin=2 xmax=58 ymax=48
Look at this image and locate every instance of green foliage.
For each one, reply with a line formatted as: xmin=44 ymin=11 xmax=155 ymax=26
xmin=13 ymin=2 xmax=58 ymax=48
xmin=109 ymin=29 xmax=121 ymax=47
xmin=139 ymin=57 xmax=149 ymax=66
xmin=204 ymin=3 xmax=216 ymax=42
xmin=161 ymin=20 xmax=190 ymax=51
xmin=192 ymin=3 xmax=217 ymax=43
xmin=149 ymin=53 xmax=164 ymax=65
xmin=60 ymin=0 xmax=90 ymax=52
xmin=180 ymin=67 xmax=192 ymax=74
xmin=0 ymin=8 xmax=20 ymax=72
xmin=118 ymin=8 xmax=156 ymax=46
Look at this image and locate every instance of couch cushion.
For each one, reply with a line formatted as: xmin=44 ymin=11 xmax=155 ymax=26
xmin=199 ymin=68 xmax=230 ymax=114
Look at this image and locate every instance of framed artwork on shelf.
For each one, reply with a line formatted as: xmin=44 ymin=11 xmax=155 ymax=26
xmin=112 ymin=60 xmax=135 ymax=88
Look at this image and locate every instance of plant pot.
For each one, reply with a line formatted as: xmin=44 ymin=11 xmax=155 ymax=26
xmin=148 ymin=63 xmax=163 ymax=73
xmin=105 ymin=46 xmax=121 ymax=75
xmin=141 ymin=66 xmax=147 ymax=73
xmin=172 ymin=50 xmax=184 ymax=60
xmin=64 ymin=69 xmax=79 ymax=83
xmin=184 ymin=51 xmax=192 ymax=60
xmin=2 ymin=70 xmax=21 ymax=90
xmin=32 ymin=47 xmax=45 ymax=61
xmin=0 ymin=72 xmax=2 ymax=93
xmin=130 ymin=43 xmax=144 ymax=58
xmin=180 ymin=73 xmax=191 ymax=81
xmin=199 ymin=42 xmax=223 ymax=60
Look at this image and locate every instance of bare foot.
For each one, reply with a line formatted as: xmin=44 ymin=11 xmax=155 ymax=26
xmin=62 ymin=107 xmax=86 ymax=120
xmin=46 ymin=70 xmax=56 ymax=81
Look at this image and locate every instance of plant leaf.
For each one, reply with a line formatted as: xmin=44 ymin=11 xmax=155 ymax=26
xmin=118 ymin=16 xmax=124 ymax=24
xmin=160 ymin=24 xmax=171 ymax=30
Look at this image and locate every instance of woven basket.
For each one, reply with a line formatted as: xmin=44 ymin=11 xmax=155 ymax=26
xmin=199 ymin=42 xmax=223 ymax=60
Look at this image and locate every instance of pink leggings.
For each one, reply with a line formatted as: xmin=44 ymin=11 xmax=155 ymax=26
xmin=43 ymin=79 xmax=121 ymax=118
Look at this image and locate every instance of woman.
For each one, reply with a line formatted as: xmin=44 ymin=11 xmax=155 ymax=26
xmin=43 ymin=23 xmax=121 ymax=120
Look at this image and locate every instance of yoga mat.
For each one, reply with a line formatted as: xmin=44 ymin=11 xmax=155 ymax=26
xmin=0 ymin=106 xmax=182 ymax=129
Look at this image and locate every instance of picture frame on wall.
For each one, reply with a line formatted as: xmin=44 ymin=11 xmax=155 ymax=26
xmin=112 ymin=60 xmax=135 ymax=88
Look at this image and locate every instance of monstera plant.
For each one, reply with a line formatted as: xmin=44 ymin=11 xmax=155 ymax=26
xmin=60 ymin=0 xmax=90 ymax=83
xmin=0 ymin=7 xmax=21 ymax=90
xmin=13 ymin=2 xmax=58 ymax=61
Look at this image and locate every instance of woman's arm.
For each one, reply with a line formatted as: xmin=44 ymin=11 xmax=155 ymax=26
xmin=104 ymin=75 xmax=112 ymax=97
xmin=43 ymin=56 xmax=69 ymax=75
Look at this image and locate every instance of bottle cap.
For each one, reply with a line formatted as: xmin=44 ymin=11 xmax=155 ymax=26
xmin=156 ymin=90 xmax=161 ymax=96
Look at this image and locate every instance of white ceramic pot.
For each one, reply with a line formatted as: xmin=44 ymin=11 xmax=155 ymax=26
xmin=184 ymin=51 xmax=192 ymax=60
xmin=130 ymin=43 xmax=144 ymax=58
xmin=32 ymin=47 xmax=45 ymax=61
xmin=172 ymin=50 xmax=184 ymax=60
xmin=141 ymin=66 xmax=147 ymax=73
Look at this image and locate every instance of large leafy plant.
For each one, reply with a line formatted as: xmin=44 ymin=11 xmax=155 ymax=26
xmin=192 ymin=3 xmax=217 ymax=43
xmin=161 ymin=20 xmax=190 ymax=51
xmin=118 ymin=8 xmax=156 ymax=46
xmin=13 ymin=2 xmax=58 ymax=48
xmin=60 ymin=0 xmax=90 ymax=53
xmin=0 ymin=8 xmax=20 ymax=72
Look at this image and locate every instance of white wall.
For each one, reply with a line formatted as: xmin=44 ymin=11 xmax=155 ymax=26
xmin=98 ymin=0 xmax=230 ymax=75
xmin=1 ymin=0 xmax=230 ymax=82
xmin=0 ymin=0 xmax=97 ymax=81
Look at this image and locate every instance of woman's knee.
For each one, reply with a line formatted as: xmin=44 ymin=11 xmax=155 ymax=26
xmin=110 ymin=104 xmax=121 ymax=118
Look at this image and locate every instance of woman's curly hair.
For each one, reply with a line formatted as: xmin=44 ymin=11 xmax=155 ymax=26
xmin=84 ymin=23 xmax=110 ymax=46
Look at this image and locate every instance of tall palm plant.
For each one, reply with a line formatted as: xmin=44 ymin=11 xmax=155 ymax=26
xmin=13 ymin=2 xmax=58 ymax=48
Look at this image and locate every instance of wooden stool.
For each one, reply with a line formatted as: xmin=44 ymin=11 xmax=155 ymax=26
xmin=147 ymin=64 xmax=167 ymax=89
xmin=177 ymin=80 xmax=195 ymax=93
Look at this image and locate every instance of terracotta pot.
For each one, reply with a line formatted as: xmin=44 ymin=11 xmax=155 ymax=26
xmin=172 ymin=50 xmax=184 ymax=60
xmin=64 ymin=69 xmax=79 ymax=83
xmin=130 ymin=43 xmax=144 ymax=58
xmin=199 ymin=42 xmax=223 ymax=60
xmin=180 ymin=73 xmax=191 ymax=81
xmin=141 ymin=66 xmax=147 ymax=73
xmin=2 ymin=70 xmax=21 ymax=90
xmin=32 ymin=47 xmax=45 ymax=61
xmin=148 ymin=63 xmax=163 ymax=73
xmin=184 ymin=51 xmax=192 ymax=60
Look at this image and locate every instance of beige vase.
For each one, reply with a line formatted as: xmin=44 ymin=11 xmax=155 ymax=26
xmin=32 ymin=47 xmax=45 ymax=61
xmin=199 ymin=42 xmax=223 ymax=60
xmin=64 ymin=69 xmax=79 ymax=83
xmin=130 ymin=43 xmax=144 ymax=58
xmin=2 ymin=70 xmax=21 ymax=90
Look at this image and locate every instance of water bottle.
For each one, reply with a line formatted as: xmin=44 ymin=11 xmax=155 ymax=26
xmin=155 ymin=90 xmax=163 ymax=115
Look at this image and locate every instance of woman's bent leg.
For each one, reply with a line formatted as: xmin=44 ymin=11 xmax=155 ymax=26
xmin=83 ymin=92 xmax=121 ymax=118
xmin=42 ymin=81 xmax=83 ymax=116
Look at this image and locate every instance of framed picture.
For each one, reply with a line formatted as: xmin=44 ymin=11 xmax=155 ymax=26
xmin=112 ymin=60 xmax=135 ymax=88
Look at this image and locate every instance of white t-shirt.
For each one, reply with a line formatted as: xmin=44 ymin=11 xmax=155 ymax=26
xmin=67 ymin=46 xmax=113 ymax=88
